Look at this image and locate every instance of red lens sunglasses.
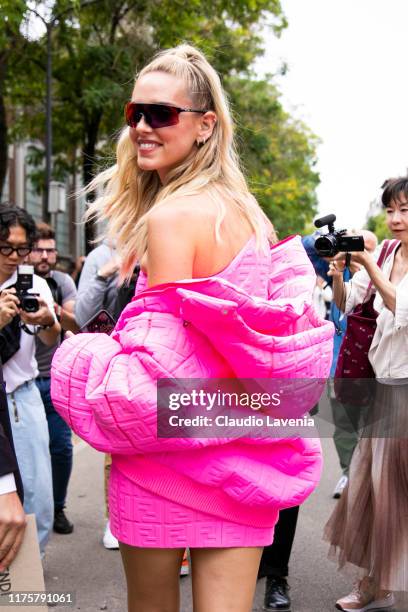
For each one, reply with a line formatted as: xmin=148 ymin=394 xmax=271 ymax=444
xmin=125 ymin=102 xmax=207 ymax=129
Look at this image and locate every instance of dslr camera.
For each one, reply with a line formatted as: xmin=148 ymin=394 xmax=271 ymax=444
xmin=15 ymin=265 xmax=39 ymax=313
xmin=313 ymin=214 xmax=365 ymax=257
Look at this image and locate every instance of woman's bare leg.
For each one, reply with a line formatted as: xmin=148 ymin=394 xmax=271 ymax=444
xmin=120 ymin=544 xmax=185 ymax=612
xmin=190 ymin=547 xmax=263 ymax=612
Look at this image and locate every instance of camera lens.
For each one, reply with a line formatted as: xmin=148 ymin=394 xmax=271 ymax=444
xmin=314 ymin=235 xmax=338 ymax=257
xmin=21 ymin=296 xmax=39 ymax=313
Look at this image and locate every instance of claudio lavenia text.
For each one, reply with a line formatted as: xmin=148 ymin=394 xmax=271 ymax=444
xmin=168 ymin=415 xmax=315 ymax=428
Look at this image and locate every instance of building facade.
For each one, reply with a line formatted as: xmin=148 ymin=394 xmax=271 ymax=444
xmin=3 ymin=142 xmax=87 ymax=265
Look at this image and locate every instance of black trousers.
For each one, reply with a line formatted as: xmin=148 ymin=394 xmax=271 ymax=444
xmin=258 ymin=506 xmax=299 ymax=578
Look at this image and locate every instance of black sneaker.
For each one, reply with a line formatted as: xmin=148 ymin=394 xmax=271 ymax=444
xmin=53 ymin=509 xmax=74 ymax=534
xmin=264 ymin=576 xmax=291 ymax=611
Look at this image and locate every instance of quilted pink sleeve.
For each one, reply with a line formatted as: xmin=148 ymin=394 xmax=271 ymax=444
xmin=51 ymin=333 xmax=229 ymax=454
xmin=51 ymin=334 xmax=127 ymax=453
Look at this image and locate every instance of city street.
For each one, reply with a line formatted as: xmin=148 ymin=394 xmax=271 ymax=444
xmin=3 ymin=4 xmax=408 ymax=612
xmin=44 ymin=436 xmax=405 ymax=612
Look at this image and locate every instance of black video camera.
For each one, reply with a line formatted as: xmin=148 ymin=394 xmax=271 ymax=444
xmin=15 ymin=265 xmax=39 ymax=312
xmin=313 ymin=214 xmax=365 ymax=257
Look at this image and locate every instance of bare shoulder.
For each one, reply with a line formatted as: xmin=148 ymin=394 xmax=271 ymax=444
xmin=145 ymin=195 xmax=218 ymax=286
xmin=147 ymin=194 xmax=217 ymax=238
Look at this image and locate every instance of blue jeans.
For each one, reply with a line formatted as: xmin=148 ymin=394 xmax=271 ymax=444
xmin=36 ymin=377 xmax=73 ymax=512
xmin=7 ymin=380 xmax=53 ymax=554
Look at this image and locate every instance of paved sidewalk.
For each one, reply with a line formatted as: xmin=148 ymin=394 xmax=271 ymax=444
xmin=43 ymin=437 xmax=405 ymax=611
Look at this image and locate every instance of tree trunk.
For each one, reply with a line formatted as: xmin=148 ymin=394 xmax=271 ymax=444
xmin=0 ymin=60 xmax=8 ymax=200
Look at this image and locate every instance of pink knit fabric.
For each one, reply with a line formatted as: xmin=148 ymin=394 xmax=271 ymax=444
xmin=51 ymin=234 xmax=333 ymax=546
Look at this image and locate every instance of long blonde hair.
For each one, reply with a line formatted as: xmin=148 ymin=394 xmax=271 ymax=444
xmin=86 ymin=44 xmax=271 ymax=279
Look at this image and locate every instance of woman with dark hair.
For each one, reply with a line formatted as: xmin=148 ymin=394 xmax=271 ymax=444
xmin=324 ymin=176 xmax=408 ymax=611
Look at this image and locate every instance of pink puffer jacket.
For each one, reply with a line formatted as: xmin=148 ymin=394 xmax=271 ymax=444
xmin=51 ymin=235 xmax=333 ymax=528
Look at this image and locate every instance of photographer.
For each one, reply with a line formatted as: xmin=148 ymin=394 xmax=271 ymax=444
xmin=324 ymin=177 xmax=408 ymax=609
xmin=0 ymin=204 xmax=60 ymax=555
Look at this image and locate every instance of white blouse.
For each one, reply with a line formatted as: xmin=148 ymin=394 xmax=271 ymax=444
xmin=344 ymin=240 xmax=408 ymax=379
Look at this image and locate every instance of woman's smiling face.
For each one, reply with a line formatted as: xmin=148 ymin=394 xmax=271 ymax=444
xmin=128 ymin=71 xmax=204 ymax=183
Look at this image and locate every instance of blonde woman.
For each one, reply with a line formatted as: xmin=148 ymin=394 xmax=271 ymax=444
xmin=51 ymin=45 xmax=332 ymax=611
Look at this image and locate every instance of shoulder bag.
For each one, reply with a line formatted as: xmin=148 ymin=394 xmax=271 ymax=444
xmin=334 ymin=239 xmax=399 ymax=405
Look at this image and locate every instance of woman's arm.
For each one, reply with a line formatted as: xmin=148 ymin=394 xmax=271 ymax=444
xmin=351 ymin=250 xmax=397 ymax=314
xmin=328 ymin=247 xmax=396 ymax=314
xmin=328 ymin=261 xmax=346 ymax=311
xmin=75 ymin=249 xmax=119 ymax=327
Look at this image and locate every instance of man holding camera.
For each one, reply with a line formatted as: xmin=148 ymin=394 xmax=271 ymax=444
xmin=29 ymin=222 xmax=78 ymax=536
xmin=0 ymin=205 xmax=60 ymax=555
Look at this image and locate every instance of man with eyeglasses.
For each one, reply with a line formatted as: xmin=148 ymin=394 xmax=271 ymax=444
xmin=0 ymin=204 xmax=60 ymax=556
xmin=28 ymin=222 xmax=78 ymax=536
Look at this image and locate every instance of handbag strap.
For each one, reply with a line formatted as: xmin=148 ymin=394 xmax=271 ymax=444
xmin=332 ymin=239 xmax=399 ymax=332
xmin=377 ymin=239 xmax=398 ymax=267
xmin=366 ymin=238 xmax=399 ymax=293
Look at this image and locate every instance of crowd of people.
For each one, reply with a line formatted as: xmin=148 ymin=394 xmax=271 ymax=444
xmin=0 ymin=44 xmax=407 ymax=612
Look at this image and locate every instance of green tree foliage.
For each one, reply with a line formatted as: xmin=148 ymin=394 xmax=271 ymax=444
xmin=229 ymin=77 xmax=319 ymax=236
xmin=6 ymin=0 xmax=286 ymax=188
xmin=3 ymin=0 xmax=320 ymax=240
xmin=0 ymin=0 xmax=28 ymax=197
xmin=366 ymin=211 xmax=391 ymax=242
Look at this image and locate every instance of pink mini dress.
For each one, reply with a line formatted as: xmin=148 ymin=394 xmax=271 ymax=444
xmin=109 ymin=237 xmax=276 ymax=547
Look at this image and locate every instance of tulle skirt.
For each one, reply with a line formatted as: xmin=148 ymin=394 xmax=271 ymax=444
xmin=324 ymin=381 xmax=408 ymax=592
